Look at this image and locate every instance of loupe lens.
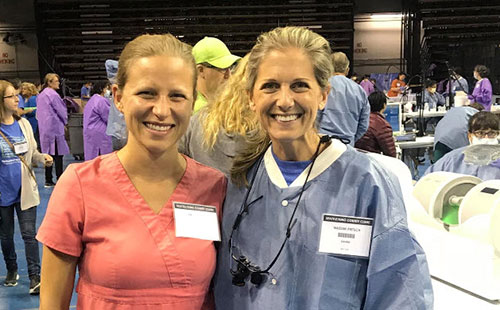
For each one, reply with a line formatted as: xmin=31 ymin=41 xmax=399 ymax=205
xmin=232 ymin=273 xmax=247 ymax=286
xmin=250 ymin=271 xmax=266 ymax=286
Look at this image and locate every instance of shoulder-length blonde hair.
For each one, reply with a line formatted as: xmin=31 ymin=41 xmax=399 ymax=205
xmin=231 ymin=26 xmax=333 ymax=186
xmin=200 ymin=54 xmax=258 ymax=149
xmin=21 ymin=82 xmax=39 ymax=99
xmin=42 ymin=73 xmax=60 ymax=90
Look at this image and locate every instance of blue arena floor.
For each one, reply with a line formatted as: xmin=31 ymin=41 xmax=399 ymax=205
xmin=0 ymin=155 xmax=79 ymax=310
xmin=0 ymin=153 xmax=432 ymax=309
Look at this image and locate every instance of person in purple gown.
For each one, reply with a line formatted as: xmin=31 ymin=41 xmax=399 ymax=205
xmin=468 ymin=65 xmax=493 ymax=111
xmin=83 ymin=81 xmax=113 ymax=160
xmin=36 ymin=73 xmax=69 ymax=187
xmin=359 ymin=75 xmax=374 ymax=96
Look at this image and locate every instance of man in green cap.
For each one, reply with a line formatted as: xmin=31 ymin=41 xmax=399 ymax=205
xmin=192 ymin=37 xmax=241 ymax=113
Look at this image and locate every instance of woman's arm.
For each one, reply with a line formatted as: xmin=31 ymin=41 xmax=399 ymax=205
xmin=40 ymin=246 xmax=78 ymax=310
xmin=48 ymin=93 xmax=68 ymax=125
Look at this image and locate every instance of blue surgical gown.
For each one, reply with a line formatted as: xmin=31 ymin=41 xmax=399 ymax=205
xmin=317 ymin=75 xmax=370 ymax=145
xmin=434 ymin=106 xmax=479 ymax=150
xmin=105 ymin=98 xmax=128 ymax=144
xmin=214 ymin=140 xmax=433 ymax=310
xmin=445 ymin=77 xmax=469 ymax=96
xmin=425 ymin=146 xmax=500 ymax=180
xmin=423 ymin=90 xmax=445 ymax=110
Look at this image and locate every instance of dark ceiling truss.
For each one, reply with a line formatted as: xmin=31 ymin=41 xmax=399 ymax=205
xmin=35 ymin=0 xmax=355 ymax=93
xmin=418 ymin=0 xmax=500 ymax=92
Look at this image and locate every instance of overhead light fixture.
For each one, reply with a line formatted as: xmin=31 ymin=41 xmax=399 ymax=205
xmin=370 ymin=14 xmax=402 ymax=20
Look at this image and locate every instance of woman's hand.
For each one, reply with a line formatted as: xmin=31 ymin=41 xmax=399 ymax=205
xmin=44 ymin=154 xmax=54 ymax=167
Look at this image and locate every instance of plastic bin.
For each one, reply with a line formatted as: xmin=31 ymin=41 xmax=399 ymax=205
xmin=68 ymin=113 xmax=84 ymax=160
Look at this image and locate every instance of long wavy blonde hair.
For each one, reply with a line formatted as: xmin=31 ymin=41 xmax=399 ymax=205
xmin=231 ymin=26 xmax=333 ymax=186
xmin=200 ymin=54 xmax=258 ymax=149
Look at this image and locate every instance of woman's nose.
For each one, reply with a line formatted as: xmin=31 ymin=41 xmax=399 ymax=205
xmin=276 ymin=88 xmax=294 ymax=109
xmin=152 ymin=97 xmax=171 ymax=119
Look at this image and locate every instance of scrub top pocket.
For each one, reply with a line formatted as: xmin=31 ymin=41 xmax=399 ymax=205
xmin=319 ymin=253 xmax=367 ymax=310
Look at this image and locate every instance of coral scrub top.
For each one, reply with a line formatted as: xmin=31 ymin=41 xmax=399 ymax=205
xmin=37 ymin=153 xmax=227 ymax=309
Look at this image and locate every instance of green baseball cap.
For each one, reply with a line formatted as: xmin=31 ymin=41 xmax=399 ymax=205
xmin=192 ymin=37 xmax=241 ymax=69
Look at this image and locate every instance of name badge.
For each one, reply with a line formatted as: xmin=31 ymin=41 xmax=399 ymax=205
xmin=318 ymin=214 xmax=373 ymax=258
xmin=13 ymin=141 xmax=28 ymax=155
xmin=173 ymin=202 xmax=220 ymax=241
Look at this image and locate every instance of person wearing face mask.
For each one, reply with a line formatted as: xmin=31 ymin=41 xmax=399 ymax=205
xmin=83 ymin=80 xmax=113 ymax=161
xmin=423 ymin=79 xmax=445 ymax=110
xmin=468 ymin=65 xmax=493 ymax=111
xmin=425 ymin=111 xmax=500 ymax=180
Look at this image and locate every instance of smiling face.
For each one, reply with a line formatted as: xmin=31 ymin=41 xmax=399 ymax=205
xmin=114 ymin=55 xmax=194 ymax=156
xmin=249 ymin=48 xmax=328 ymax=147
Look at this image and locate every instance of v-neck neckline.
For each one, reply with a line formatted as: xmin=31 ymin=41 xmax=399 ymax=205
xmin=106 ymin=152 xmax=193 ymax=286
xmin=109 ymin=152 xmax=191 ymax=217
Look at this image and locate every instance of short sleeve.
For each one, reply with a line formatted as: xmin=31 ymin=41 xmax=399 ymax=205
xmin=36 ymin=164 xmax=85 ymax=257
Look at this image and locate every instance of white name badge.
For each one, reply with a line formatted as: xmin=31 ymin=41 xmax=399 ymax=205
xmin=173 ymin=202 xmax=220 ymax=241
xmin=13 ymin=141 xmax=28 ymax=155
xmin=318 ymin=214 xmax=373 ymax=258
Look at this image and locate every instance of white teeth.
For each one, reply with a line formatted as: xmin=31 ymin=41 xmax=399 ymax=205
xmin=145 ymin=123 xmax=172 ymax=132
xmin=274 ymin=114 xmax=299 ymax=122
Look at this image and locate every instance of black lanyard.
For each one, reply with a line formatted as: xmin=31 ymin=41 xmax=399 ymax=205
xmin=229 ymin=135 xmax=332 ymax=287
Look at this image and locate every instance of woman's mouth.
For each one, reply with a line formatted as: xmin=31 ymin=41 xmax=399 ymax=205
xmin=272 ymin=114 xmax=302 ymax=122
xmin=144 ymin=122 xmax=173 ymax=132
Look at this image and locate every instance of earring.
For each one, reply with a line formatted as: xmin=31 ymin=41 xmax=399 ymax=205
xmin=115 ymin=102 xmax=123 ymax=112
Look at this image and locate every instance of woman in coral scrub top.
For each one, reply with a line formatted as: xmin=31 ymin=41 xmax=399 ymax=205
xmin=37 ymin=33 xmax=226 ymax=310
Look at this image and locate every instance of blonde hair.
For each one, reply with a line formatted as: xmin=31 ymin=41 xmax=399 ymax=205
xmin=331 ymin=52 xmax=349 ymax=74
xmin=42 ymin=73 xmax=60 ymax=90
xmin=0 ymin=80 xmax=20 ymax=122
xmin=231 ymin=26 xmax=332 ymax=186
xmin=200 ymin=54 xmax=258 ymax=149
xmin=21 ymin=82 xmax=38 ymax=99
xmin=116 ymin=33 xmax=196 ymax=97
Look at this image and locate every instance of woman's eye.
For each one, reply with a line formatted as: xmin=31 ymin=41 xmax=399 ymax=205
xmin=170 ymin=93 xmax=187 ymax=101
xmin=291 ymin=82 xmax=309 ymax=91
xmin=137 ymin=91 xmax=155 ymax=99
xmin=261 ymin=82 xmax=279 ymax=91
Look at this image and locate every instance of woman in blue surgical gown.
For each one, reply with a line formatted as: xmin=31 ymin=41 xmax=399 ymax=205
xmin=426 ymin=111 xmax=500 ymax=180
xmin=213 ymin=26 xmax=433 ymax=310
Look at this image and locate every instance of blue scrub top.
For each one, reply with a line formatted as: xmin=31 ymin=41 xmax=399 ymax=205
xmin=317 ymin=75 xmax=370 ymax=146
xmin=214 ymin=140 xmax=433 ymax=310
xmin=423 ymin=90 xmax=445 ymax=110
xmin=434 ymin=106 xmax=478 ymax=150
xmin=425 ymin=145 xmax=500 ymax=181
